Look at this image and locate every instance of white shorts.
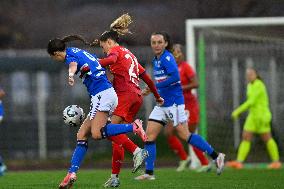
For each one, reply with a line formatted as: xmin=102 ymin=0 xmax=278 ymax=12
xmin=88 ymin=87 xmax=118 ymax=120
xmin=148 ymin=104 xmax=188 ymax=127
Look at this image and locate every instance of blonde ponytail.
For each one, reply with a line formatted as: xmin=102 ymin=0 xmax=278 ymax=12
xmin=110 ymin=13 xmax=133 ymax=36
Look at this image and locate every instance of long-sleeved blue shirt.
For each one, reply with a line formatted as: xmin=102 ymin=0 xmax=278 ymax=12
xmin=152 ymin=50 xmax=184 ymax=107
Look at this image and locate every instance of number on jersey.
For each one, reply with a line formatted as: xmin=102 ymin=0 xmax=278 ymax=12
xmin=125 ymin=53 xmax=139 ymax=86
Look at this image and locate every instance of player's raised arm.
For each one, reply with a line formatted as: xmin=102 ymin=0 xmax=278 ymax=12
xmin=68 ymin=62 xmax=78 ymax=86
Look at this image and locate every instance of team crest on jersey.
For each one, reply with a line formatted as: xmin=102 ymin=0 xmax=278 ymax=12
xmin=166 ymin=56 xmax=171 ymax=61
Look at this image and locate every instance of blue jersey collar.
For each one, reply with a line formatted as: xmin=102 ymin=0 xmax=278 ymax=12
xmin=154 ymin=49 xmax=170 ymax=61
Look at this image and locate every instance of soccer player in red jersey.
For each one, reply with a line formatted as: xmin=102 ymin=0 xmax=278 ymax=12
xmin=165 ymin=44 xmax=210 ymax=172
xmin=94 ymin=14 xmax=163 ymax=187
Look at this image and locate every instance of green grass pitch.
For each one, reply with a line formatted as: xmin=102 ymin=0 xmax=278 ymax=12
xmin=0 ymin=168 xmax=283 ymax=189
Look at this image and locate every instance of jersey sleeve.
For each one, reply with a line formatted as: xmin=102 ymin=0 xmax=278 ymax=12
xmin=99 ymin=54 xmax=118 ymax=67
xmin=65 ymin=55 xmax=77 ymax=66
xmin=156 ymin=55 xmax=179 ymax=88
xmin=233 ymin=81 xmax=263 ymax=115
xmin=138 ymin=63 xmax=146 ymax=75
xmin=184 ymin=63 xmax=195 ymax=79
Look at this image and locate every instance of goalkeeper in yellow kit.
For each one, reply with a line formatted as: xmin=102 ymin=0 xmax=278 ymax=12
xmin=226 ymin=68 xmax=281 ymax=169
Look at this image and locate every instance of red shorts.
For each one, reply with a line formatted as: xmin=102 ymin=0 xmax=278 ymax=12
xmin=185 ymin=102 xmax=199 ymax=126
xmin=113 ymin=92 xmax=143 ymax=123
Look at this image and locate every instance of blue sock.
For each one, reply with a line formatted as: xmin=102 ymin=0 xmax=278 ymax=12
xmin=68 ymin=140 xmax=88 ymax=173
xmin=188 ymin=134 xmax=214 ymax=155
xmin=145 ymin=141 xmax=156 ymax=175
xmin=101 ymin=123 xmax=133 ymax=138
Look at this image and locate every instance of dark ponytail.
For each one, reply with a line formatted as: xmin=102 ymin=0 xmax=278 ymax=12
xmin=47 ymin=35 xmax=90 ymax=55
xmin=151 ymin=31 xmax=173 ymax=52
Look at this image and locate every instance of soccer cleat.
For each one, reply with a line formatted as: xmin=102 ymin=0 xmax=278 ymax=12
xmin=267 ymin=161 xmax=282 ymax=169
xmin=176 ymin=157 xmax=191 ymax=172
xmin=0 ymin=164 xmax=7 ymax=176
xmin=104 ymin=176 xmax=120 ymax=188
xmin=216 ymin=153 xmax=225 ymax=175
xmin=133 ymin=119 xmax=147 ymax=142
xmin=134 ymin=174 xmax=155 ymax=180
xmin=132 ymin=149 xmax=149 ymax=173
xmin=59 ymin=172 xmax=77 ymax=189
xmin=225 ymin=160 xmax=243 ymax=169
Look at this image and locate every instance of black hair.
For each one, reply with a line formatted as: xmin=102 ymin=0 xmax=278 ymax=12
xmin=99 ymin=30 xmax=120 ymax=42
xmin=151 ymin=31 xmax=173 ymax=52
xmin=47 ymin=35 xmax=90 ymax=55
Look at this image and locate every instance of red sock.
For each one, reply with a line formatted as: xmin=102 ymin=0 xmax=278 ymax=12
xmin=167 ymin=135 xmax=188 ymax=160
xmin=108 ymin=134 xmax=137 ymax=154
xmin=193 ymin=146 xmax=209 ymax=165
xmin=111 ymin=142 xmax=125 ymax=174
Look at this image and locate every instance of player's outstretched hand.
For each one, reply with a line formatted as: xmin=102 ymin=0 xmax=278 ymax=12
xmin=68 ymin=76 xmax=75 ymax=86
xmin=156 ymin=97 xmax=164 ymax=106
xmin=231 ymin=110 xmax=239 ymax=120
xmin=142 ymin=87 xmax=151 ymax=96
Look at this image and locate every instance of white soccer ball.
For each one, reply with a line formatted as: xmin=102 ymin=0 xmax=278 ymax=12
xmin=63 ymin=105 xmax=85 ymax=127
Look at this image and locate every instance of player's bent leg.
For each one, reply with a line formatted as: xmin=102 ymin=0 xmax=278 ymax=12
xmin=188 ymin=123 xmax=210 ymax=169
xmin=112 ymin=142 xmax=125 ymax=175
xmin=99 ymin=118 xmax=147 ymax=141
xmin=59 ymin=120 xmax=91 ymax=188
xmin=176 ymin=123 xmax=225 ymax=175
xmin=165 ymin=122 xmax=189 ymax=171
xmin=227 ymin=131 xmax=253 ymax=169
xmin=104 ymin=142 xmax=123 ymax=188
xmin=135 ymin=121 xmax=163 ymax=180
xmin=260 ymin=132 xmax=282 ymax=169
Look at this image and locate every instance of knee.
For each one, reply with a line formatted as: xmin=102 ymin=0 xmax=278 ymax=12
xmin=91 ymin=129 xmax=102 ymax=140
xmin=179 ymin=132 xmax=190 ymax=141
xmin=77 ymin=130 xmax=87 ymax=140
xmin=188 ymin=124 xmax=197 ymax=133
xmin=261 ymin=133 xmax=272 ymax=143
xmin=242 ymin=132 xmax=252 ymax=141
xmin=146 ymin=131 xmax=158 ymax=142
xmin=164 ymin=127 xmax=174 ymax=137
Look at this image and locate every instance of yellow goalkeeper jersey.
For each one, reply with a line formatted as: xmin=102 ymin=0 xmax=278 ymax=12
xmin=234 ymin=79 xmax=271 ymax=121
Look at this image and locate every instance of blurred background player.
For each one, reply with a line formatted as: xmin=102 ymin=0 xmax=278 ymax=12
xmin=0 ymin=87 xmax=7 ymax=176
xmin=226 ymin=67 xmax=282 ymax=169
xmin=47 ymin=36 xmax=147 ymax=189
xmin=163 ymin=44 xmax=210 ymax=172
xmin=94 ymin=14 xmax=163 ymax=188
xmin=135 ymin=32 xmax=225 ymax=180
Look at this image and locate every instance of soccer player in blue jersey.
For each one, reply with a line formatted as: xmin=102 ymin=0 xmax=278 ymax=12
xmin=135 ymin=32 xmax=225 ymax=180
xmin=0 ymin=87 xmax=7 ymax=176
xmin=47 ymin=35 xmax=147 ymax=189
